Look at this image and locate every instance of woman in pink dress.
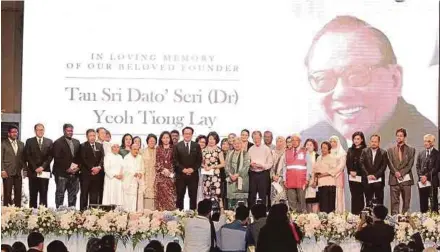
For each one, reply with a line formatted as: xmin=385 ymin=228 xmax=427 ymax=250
xmin=154 ymin=131 xmax=176 ymax=211
xmin=329 ymin=136 xmax=347 ymax=213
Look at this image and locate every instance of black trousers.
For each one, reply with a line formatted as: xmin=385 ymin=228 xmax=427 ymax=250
xmin=29 ymin=176 xmax=49 ymax=208
xmin=2 ymin=175 xmax=22 ymax=207
xmin=318 ymin=186 xmax=336 ymax=213
xmin=248 ymin=170 xmax=270 ymax=208
xmin=419 ymin=186 xmax=438 ymax=213
xmin=80 ymin=174 xmax=101 ymax=210
xmin=176 ymin=172 xmax=199 ymax=210
xmin=349 ymin=181 xmax=365 ymax=214
xmin=364 ymin=182 xmax=384 ymax=205
xmin=55 ymin=175 xmax=79 ymax=208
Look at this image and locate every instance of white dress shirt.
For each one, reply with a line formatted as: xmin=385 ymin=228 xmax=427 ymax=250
xmin=183 ymin=215 xmax=226 ymax=252
xmin=372 ymin=149 xmax=377 ymax=163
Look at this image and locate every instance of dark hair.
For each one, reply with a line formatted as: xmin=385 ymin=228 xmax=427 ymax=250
xmin=86 ymin=129 xmax=96 ymax=136
xmin=324 ymin=243 xmax=343 ymax=252
xmin=86 ymin=238 xmax=102 ymax=252
xmin=170 ymin=129 xmax=180 ymax=135
xmin=146 ymin=134 xmax=158 ymax=144
xmin=393 ymin=243 xmax=410 ymax=252
xmin=182 ymin=126 xmax=194 ymax=135
xmin=8 ymin=125 xmax=18 ymax=133
xmin=101 ymin=235 xmax=116 ymax=251
xmin=165 ymin=242 xmax=182 ymax=252
xmin=27 ymin=232 xmax=44 ymax=248
xmin=241 ymin=129 xmax=250 ymax=135
xmin=321 ymin=141 xmax=332 ymax=153
xmin=370 ymin=134 xmax=381 ymax=142
xmin=221 ymin=138 xmax=228 ymax=145
xmin=252 ymin=131 xmax=262 ymax=138
xmin=120 ymin=133 xmax=133 ymax=149
xmin=96 ymin=127 xmax=107 ymax=134
xmin=195 ymin=135 xmax=207 ymax=144
xmin=144 ymin=249 xmax=156 ymax=252
xmin=63 ymin=123 xmax=74 ymax=131
xmin=158 ymin=131 xmax=172 ymax=147
xmin=373 ymin=205 xmax=388 ymax=220
xmin=251 ymin=203 xmax=267 ymax=220
xmin=351 ymin=131 xmax=367 ymax=149
xmin=1 ymin=244 xmax=13 ymax=252
xmin=34 ymin=123 xmax=44 ymax=130
xmin=266 ymin=203 xmax=289 ymax=226
xmin=263 ymin=130 xmax=273 ymax=136
xmin=47 ymin=240 xmax=68 ymax=252
xmin=11 ymin=241 xmax=26 ymax=252
xmin=304 ymin=138 xmax=318 ymax=152
xmin=305 ymin=15 xmax=397 ymax=67
xmin=133 ymin=136 xmax=142 ymax=144
xmin=207 ymin=131 xmax=220 ymax=145
xmin=145 ymin=240 xmax=164 ymax=252
xmin=197 ymin=199 xmax=213 ymax=216
xmin=235 ymin=205 xmax=250 ymax=221
xmin=395 ymin=128 xmax=407 ymax=137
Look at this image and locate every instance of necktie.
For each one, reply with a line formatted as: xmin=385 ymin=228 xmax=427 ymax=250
xmin=91 ymin=144 xmax=96 ymax=157
xmin=185 ymin=142 xmax=189 ymax=154
xmin=12 ymin=141 xmax=18 ymax=155
xmin=293 ymin=148 xmax=297 ymax=158
xmin=427 ymin=149 xmax=430 ymax=158
xmin=38 ymin=138 xmax=43 ymax=150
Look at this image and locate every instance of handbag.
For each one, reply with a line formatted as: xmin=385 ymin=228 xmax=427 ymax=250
xmin=209 ymin=218 xmax=221 ymax=252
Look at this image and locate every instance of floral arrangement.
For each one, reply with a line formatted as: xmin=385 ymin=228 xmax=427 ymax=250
xmin=2 ymin=206 xmax=440 ymax=247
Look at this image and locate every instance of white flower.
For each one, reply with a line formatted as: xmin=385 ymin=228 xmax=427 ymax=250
xmin=28 ymin=215 xmax=38 ymax=230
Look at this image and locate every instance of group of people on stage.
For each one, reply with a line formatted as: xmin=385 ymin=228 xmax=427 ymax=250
xmin=1 ymin=122 xmax=439 ymax=214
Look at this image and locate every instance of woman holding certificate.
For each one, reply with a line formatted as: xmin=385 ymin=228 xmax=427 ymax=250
xmin=201 ymin=131 xmax=225 ymax=201
xmin=346 ymin=132 xmax=367 ymax=215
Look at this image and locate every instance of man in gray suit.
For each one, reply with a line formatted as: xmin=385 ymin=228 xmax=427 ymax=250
xmin=1 ymin=125 xmax=26 ymax=207
xmin=387 ymin=128 xmax=416 ymax=214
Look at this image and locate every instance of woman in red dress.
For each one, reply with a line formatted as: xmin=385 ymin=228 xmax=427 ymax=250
xmin=154 ymin=131 xmax=176 ymax=211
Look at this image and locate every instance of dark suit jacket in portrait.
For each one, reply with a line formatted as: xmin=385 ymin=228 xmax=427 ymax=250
xmin=173 ymin=141 xmax=202 ymax=175
xmin=416 ymin=148 xmax=439 ymax=187
xmin=301 ymin=97 xmax=438 ymax=152
xmin=1 ymin=139 xmax=26 ymax=176
xmin=25 ymin=137 xmax=53 ymax=177
xmin=52 ymin=136 xmax=81 ymax=177
xmin=360 ymin=147 xmax=389 ymax=183
xmin=387 ymin=144 xmax=416 ymax=186
xmin=80 ymin=142 xmax=104 ymax=177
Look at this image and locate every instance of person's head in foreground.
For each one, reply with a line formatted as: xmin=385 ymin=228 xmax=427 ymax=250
xmin=235 ymin=205 xmax=250 ymax=225
xmin=144 ymin=240 xmax=164 ymax=252
xmin=47 ymin=240 xmax=68 ymax=252
xmin=251 ymin=203 xmax=267 ymax=221
xmin=197 ymin=199 xmax=213 ymax=218
xmin=372 ymin=204 xmax=388 ymax=221
xmin=1 ymin=244 xmax=12 ymax=252
xmin=27 ymin=232 xmax=44 ymax=251
xmin=101 ymin=235 xmax=116 ymax=251
xmin=86 ymin=238 xmax=102 ymax=252
xmin=165 ymin=242 xmax=182 ymax=252
xmin=11 ymin=241 xmax=26 ymax=252
xmin=306 ymin=15 xmax=402 ymax=139
xmin=324 ymin=243 xmax=343 ymax=252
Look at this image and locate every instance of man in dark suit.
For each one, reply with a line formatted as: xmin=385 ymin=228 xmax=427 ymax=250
xmin=300 ymin=16 xmax=438 ymax=153
xmin=416 ymin=134 xmax=439 ymax=213
xmin=360 ymin=134 xmax=388 ymax=205
xmin=355 ymin=205 xmax=395 ymax=252
xmin=1 ymin=125 xmax=26 ymax=207
xmin=52 ymin=123 xmax=81 ymax=208
xmin=387 ymin=128 xmax=416 ymax=215
xmin=25 ymin=123 xmax=53 ymax=208
xmin=79 ymin=129 xmax=104 ymax=210
xmin=95 ymin=127 xmax=109 ymax=204
xmin=26 ymin=231 xmax=44 ymax=252
xmin=173 ymin=126 xmax=202 ymax=210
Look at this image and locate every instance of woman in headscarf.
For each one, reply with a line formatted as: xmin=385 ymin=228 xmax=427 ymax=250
xmin=304 ymin=138 xmax=320 ymax=213
xmin=225 ymin=137 xmax=250 ymax=209
xmin=329 ymin=135 xmax=347 ymax=213
xmin=141 ymin=134 xmax=157 ymax=210
xmin=102 ymin=142 xmax=124 ymax=206
xmin=270 ymin=136 xmax=286 ymax=205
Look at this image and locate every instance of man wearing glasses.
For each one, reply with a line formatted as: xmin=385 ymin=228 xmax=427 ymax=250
xmin=301 ymin=15 xmax=437 ymax=153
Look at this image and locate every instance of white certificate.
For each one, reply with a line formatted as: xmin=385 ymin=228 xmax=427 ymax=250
xmin=398 ymin=174 xmax=411 ymax=184
xmin=37 ymin=171 xmax=50 ymax=179
xmin=349 ymin=176 xmax=362 ymax=183
xmin=201 ymin=169 xmax=214 ymax=176
xmin=418 ymin=181 xmax=431 ymax=188
xmin=368 ymin=177 xmax=382 ymax=184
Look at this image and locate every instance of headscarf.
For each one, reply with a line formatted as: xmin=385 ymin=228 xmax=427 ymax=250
xmin=329 ymin=135 xmax=346 ymax=158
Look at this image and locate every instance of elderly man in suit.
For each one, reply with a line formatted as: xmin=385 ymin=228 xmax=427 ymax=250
xmin=387 ymin=128 xmax=416 ymax=215
xmin=1 ymin=125 xmax=26 ymax=207
xmin=360 ymin=134 xmax=388 ymax=205
xmin=52 ymin=123 xmax=81 ymax=208
xmin=173 ymin=126 xmax=202 ymax=210
xmin=79 ymin=129 xmax=104 ymax=210
xmin=25 ymin=123 xmax=53 ymax=208
xmin=416 ymin=134 xmax=439 ymax=213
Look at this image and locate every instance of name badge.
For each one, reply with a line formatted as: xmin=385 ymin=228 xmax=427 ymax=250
xmin=298 ymin=153 xmax=304 ymax=160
